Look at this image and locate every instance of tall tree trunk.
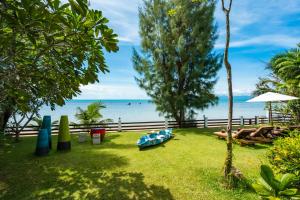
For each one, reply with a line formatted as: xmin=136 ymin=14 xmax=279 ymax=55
xmin=221 ymin=0 xmax=234 ymax=185
xmin=15 ymin=131 xmax=20 ymax=142
xmin=0 ymin=108 xmax=12 ymax=133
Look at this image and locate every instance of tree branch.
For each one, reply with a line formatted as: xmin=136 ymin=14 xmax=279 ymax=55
xmin=221 ymin=0 xmax=232 ymax=13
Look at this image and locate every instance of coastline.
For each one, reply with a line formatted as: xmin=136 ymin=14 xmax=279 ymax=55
xmin=38 ymin=96 xmax=267 ymax=123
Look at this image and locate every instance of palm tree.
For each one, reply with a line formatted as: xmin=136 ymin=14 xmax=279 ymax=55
xmin=75 ymin=102 xmax=112 ymax=126
xmin=270 ymin=45 xmax=300 ymax=123
xmin=271 ymin=45 xmax=300 ymax=90
xmin=252 ymin=74 xmax=281 ymax=96
xmin=253 ymin=45 xmax=300 ymax=124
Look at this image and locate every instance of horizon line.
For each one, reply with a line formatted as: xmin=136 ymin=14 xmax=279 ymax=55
xmin=72 ymin=95 xmax=253 ymax=101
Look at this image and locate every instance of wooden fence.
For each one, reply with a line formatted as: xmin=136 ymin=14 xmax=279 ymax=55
xmin=5 ymin=116 xmax=281 ymax=136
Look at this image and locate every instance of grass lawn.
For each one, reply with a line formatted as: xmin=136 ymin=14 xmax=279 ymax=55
xmin=0 ymin=128 xmax=269 ymax=200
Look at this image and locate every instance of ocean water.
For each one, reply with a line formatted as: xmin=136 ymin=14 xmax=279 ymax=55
xmin=38 ymin=96 xmax=267 ymax=123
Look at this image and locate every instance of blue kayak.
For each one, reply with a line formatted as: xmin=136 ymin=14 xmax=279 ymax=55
xmin=137 ymin=129 xmax=173 ymax=149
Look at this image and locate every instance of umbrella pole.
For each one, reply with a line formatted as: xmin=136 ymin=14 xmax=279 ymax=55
xmin=269 ymin=102 xmax=273 ymax=126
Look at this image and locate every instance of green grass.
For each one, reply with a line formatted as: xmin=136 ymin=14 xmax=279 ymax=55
xmin=0 ymin=128 xmax=269 ymax=200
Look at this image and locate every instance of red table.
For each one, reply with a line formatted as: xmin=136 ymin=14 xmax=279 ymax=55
xmin=90 ymin=128 xmax=106 ymax=141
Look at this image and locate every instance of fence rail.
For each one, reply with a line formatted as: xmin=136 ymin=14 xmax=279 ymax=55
xmin=5 ymin=115 xmax=287 ymax=136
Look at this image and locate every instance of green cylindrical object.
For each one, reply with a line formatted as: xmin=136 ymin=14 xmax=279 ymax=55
xmin=57 ymin=115 xmax=71 ymax=151
xmin=35 ymin=129 xmax=49 ymax=156
xmin=41 ymin=116 xmax=52 ymax=149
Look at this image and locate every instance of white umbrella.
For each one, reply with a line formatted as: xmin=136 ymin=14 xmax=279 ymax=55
xmin=247 ymin=92 xmax=298 ymax=103
xmin=246 ymin=92 xmax=298 ymax=124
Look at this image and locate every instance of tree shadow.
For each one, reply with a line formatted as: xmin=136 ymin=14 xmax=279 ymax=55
xmin=1 ymin=151 xmax=131 ymax=199
xmin=74 ymin=133 xmax=137 ymax=150
xmin=1 ymin=134 xmax=174 ymax=199
xmin=242 ymin=144 xmax=270 ymax=150
xmin=0 ymin=135 xmax=16 ymax=156
xmin=33 ymin=167 xmax=174 ymax=200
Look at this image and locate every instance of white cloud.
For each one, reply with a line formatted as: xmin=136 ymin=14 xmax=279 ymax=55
xmin=215 ymin=0 xmax=300 ymax=48
xmin=215 ymin=34 xmax=300 ymax=49
xmin=89 ymin=0 xmax=300 ymax=47
xmin=215 ymin=0 xmax=300 ymax=30
xmin=76 ymin=83 xmax=148 ymax=99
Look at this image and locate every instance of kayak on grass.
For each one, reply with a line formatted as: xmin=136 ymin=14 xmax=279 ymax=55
xmin=137 ymin=129 xmax=173 ymax=149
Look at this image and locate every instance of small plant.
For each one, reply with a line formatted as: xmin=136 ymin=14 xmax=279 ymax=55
xmin=75 ymin=102 xmax=112 ymax=127
xmin=252 ymin=165 xmax=300 ymax=200
xmin=268 ymin=131 xmax=300 ymax=184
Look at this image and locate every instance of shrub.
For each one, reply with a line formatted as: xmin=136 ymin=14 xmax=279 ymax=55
xmin=252 ymin=165 xmax=300 ymax=199
xmin=268 ymin=131 xmax=300 ymax=183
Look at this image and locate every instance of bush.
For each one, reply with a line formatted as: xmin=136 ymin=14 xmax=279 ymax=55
xmin=252 ymin=165 xmax=299 ymax=199
xmin=268 ymin=131 xmax=300 ymax=184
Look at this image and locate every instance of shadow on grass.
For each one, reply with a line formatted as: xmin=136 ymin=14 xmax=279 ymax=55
xmin=174 ymin=126 xmax=257 ymax=137
xmin=32 ymin=167 xmax=174 ymax=200
xmin=0 ymin=135 xmax=17 ymax=156
xmin=242 ymin=144 xmax=270 ymax=150
xmin=1 ymin=133 xmax=173 ymax=199
xmin=0 ymin=150 xmax=142 ymax=199
xmin=73 ymin=133 xmax=137 ymax=150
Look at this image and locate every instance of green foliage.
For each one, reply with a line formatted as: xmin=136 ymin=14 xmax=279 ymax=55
xmin=252 ymin=165 xmax=300 ymax=199
xmin=253 ymin=44 xmax=300 ymax=123
xmin=133 ymin=0 xmax=222 ymax=125
xmin=75 ymin=102 xmax=112 ymax=125
xmin=270 ymin=45 xmax=300 ymax=91
xmin=58 ymin=115 xmax=71 ymax=142
xmin=267 ymin=131 xmax=300 ymax=181
xmin=0 ymin=0 xmax=118 ymax=130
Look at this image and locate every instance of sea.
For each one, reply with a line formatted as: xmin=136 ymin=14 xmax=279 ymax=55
xmin=38 ymin=96 xmax=267 ymax=123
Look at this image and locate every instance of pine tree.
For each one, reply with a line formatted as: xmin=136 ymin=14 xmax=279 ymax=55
xmin=133 ymin=0 xmax=222 ymax=127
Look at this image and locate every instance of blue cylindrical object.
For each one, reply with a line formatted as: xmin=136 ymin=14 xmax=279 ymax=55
xmin=41 ymin=116 xmax=52 ymax=149
xmin=35 ymin=129 xmax=49 ymax=156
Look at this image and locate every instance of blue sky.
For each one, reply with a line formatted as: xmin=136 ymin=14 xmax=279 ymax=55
xmin=77 ymin=0 xmax=300 ymax=99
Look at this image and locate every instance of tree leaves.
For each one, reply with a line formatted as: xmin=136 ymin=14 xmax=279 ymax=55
xmin=252 ymin=165 xmax=299 ymax=199
xmin=0 ymin=0 xmax=118 ymax=125
xmin=253 ymin=44 xmax=300 ymax=123
xmin=69 ymin=0 xmax=85 ymax=16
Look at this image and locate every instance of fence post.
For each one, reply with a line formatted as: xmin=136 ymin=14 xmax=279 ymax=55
xmin=203 ymin=115 xmax=208 ymax=128
xmin=165 ymin=117 xmax=169 ymax=129
xmin=240 ymin=116 xmax=244 ymax=126
xmin=118 ymin=117 xmax=122 ymax=132
xmin=255 ymin=116 xmax=259 ymax=125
